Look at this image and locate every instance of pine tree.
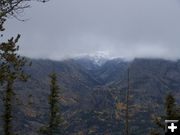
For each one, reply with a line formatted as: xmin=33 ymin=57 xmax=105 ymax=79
xmin=0 ymin=35 xmax=30 ymax=135
xmin=0 ymin=1 xmax=49 ymax=135
xmin=49 ymin=72 xmax=62 ymax=135
xmin=40 ymin=72 xmax=63 ymax=135
xmin=165 ymin=93 xmax=179 ymax=119
xmin=150 ymin=93 xmax=180 ymax=135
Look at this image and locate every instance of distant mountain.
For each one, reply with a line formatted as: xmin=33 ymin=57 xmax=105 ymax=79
xmin=74 ymin=53 xmax=111 ymax=67
xmin=0 ymin=58 xmax=180 ymax=135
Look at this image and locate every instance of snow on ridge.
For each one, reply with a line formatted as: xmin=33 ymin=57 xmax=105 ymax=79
xmin=73 ymin=52 xmax=112 ymax=66
xmin=72 ymin=51 xmax=129 ymax=66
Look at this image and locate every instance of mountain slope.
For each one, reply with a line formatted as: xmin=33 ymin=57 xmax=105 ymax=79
xmin=0 ymin=58 xmax=180 ymax=135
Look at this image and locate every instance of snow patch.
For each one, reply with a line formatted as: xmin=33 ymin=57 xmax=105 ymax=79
xmin=74 ymin=51 xmax=112 ymax=66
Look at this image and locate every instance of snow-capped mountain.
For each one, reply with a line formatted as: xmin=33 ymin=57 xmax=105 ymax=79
xmin=74 ymin=51 xmax=112 ymax=66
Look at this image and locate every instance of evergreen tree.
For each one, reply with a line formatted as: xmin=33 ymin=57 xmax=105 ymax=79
xmin=150 ymin=93 xmax=180 ymax=135
xmin=0 ymin=35 xmax=30 ymax=135
xmin=165 ymin=93 xmax=179 ymax=119
xmin=0 ymin=1 xmax=50 ymax=135
xmin=40 ymin=72 xmax=63 ymax=135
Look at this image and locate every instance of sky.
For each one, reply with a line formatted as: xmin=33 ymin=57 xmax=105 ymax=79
xmin=3 ymin=0 xmax=180 ymax=60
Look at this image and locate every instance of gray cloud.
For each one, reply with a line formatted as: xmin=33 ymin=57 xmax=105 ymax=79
xmin=3 ymin=0 xmax=180 ymax=60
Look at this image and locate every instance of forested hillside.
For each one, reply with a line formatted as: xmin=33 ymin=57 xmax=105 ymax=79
xmin=0 ymin=58 xmax=180 ymax=135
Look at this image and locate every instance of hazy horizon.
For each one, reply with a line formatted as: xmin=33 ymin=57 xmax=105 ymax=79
xmin=4 ymin=0 xmax=180 ymax=60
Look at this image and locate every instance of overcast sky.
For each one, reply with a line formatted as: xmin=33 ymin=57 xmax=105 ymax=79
xmin=3 ymin=0 xmax=180 ymax=60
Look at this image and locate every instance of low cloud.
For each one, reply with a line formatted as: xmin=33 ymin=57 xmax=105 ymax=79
xmin=4 ymin=0 xmax=180 ymax=60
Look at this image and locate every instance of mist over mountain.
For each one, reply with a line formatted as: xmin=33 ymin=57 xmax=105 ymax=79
xmin=1 ymin=57 xmax=180 ymax=135
xmin=3 ymin=0 xmax=180 ymax=135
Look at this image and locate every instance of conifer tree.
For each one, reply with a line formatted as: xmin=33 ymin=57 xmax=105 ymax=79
xmin=0 ymin=1 xmax=49 ymax=135
xmin=49 ymin=72 xmax=62 ymax=135
xmin=165 ymin=93 xmax=179 ymax=119
xmin=0 ymin=35 xmax=30 ymax=135
xmin=150 ymin=93 xmax=180 ymax=135
xmin=40 ymin=72 xmax=63 ymax=135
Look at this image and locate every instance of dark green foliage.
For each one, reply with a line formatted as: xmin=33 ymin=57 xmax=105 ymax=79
xmin=40 ymin=72 xmax=63 ymax=135
xmin=0 ymin=35 xmax=30 ymax=135
xmin=0 ymin=35 xmax=30 ymax=82
xmin=3 ymin=80 xmax=13 ymax=135
xmin=0 ymin=1 xmax=50 ymax=135
xmin=165 ymin=93 xmax=179 ymax=119
xmin=49 ymin=72 xmax=63 ymax=135
xmin=150 ymin=93 xmax=180 ymax=135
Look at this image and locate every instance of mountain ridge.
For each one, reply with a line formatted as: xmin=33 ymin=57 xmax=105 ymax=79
xmin=1 ymin=57 xmax=180 ymax=135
